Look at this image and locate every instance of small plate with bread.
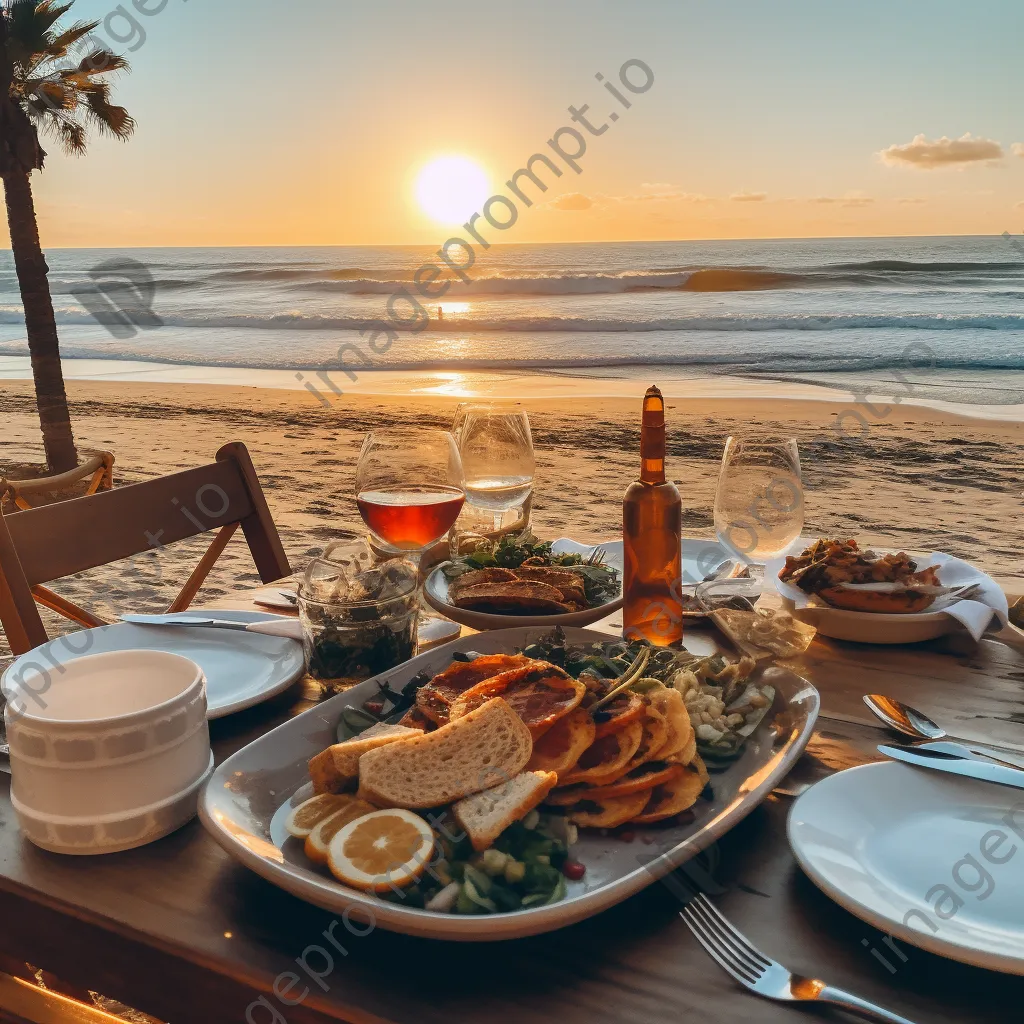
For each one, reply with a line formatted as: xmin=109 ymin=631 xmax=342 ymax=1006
xmin=199 ymin=626 xmax=819 ymax=941
xmin=769 ymin=538 xmax=1003 ymax=644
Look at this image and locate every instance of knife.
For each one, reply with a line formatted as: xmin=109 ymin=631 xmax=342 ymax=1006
xmin=878 ymin=743 xmax=1024 ymax=790
xmin=119 ymin=614 xmax=303 ymax=640
xmin=916 ymin=740 xmax=1024 ymax=772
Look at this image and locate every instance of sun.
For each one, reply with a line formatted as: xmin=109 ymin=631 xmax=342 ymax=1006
xmin=415 ymin=156 xmax=490 ymax=225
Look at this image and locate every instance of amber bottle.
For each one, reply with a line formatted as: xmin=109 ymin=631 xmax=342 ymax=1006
xmin=622 ymin=385 xmax=683 ymax=645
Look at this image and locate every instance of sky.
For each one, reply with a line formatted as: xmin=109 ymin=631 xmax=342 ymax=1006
xmin=6 ymin=0 xmax=1024 ymax=247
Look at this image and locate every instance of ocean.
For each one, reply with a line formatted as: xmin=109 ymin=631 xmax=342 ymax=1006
xmin=1 ymin=236 xmax=1023 ymax=408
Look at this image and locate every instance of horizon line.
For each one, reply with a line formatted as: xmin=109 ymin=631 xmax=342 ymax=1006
xmin=0 ymin=230 xmax=1015 ymax=252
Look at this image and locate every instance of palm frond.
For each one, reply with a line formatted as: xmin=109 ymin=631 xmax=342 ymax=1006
xmin=67 ymin=49 xmax=131 ymax=78
xmin=39 ymin=109 xmax=87 ymax=154
xmin=47 ymin=18 xmax=99 ymax=57
xmin=83 ymin=88 xmax=134 ymax=139
xmin=3 ymin=0 xmax=136 ymax=159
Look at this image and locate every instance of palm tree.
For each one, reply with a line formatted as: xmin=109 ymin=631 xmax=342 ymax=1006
xmin=0 ymin=0 xmax=133 ymax=473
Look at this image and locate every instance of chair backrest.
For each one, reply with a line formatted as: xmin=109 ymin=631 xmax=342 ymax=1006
xmin=0 ymin=442 xmax=291 ymax=655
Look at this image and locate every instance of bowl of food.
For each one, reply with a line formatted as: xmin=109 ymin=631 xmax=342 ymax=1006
xmin=769 ymin=538 xmax=998 ymax=644
xmin=424 ymin=534 xmax=623 ymax=630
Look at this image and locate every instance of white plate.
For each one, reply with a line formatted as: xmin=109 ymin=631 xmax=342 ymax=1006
xmin=425 ymin=538 xmax=731 ymax=632
xmin=1 ymin=611 xmax=304 ymax=719
xmin=789 ymin=761 xmax=1024 ymax=975
xmin=767 ymin=551 xmax=1004 ymax=644
xmin=199 ymin=626 xmax=820 ymax=941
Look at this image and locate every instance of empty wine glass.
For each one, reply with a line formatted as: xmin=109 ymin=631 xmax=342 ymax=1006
xmin=452 ymin=403 xmax=535 ymax=531
xmin=713 ymin=436 xmax=804 ymax=571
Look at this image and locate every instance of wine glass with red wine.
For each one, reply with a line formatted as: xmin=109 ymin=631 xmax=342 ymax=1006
xmin=355 ymin=428 xmax=466 ymax=560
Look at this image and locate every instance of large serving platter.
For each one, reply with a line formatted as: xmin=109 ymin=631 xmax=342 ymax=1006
xmin=200 ymin=626 xmax=819 ymax=941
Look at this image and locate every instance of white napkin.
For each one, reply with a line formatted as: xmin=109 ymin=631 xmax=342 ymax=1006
xmin=767 ymin=551 xmax=1009 ymax=642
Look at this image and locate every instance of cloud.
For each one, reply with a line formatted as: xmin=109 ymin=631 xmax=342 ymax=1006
xmin=730 ymin=191 xmax=767 ymax=202
xmin=550 ymin=192 xmax=594 ymax=211
xmin=896 ymin=197 xmax=928 ymax=205
xmin=601 ymin=186 xmax=710 ymax=204
xmin=878 ymin=133 xmax=1003 ymax=169
xmin=1013 ymin=143 xmax=1024 ymax=158
xmin=810 ymin=192 xmax=874 ymax=208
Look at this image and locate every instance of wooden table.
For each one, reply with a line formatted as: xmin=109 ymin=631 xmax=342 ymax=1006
xmin=1 ymin=578 xmax=1023 ymax=1024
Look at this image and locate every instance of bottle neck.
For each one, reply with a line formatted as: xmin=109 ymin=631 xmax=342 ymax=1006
xmin=639 ymin=387 xmax=667 ymax=485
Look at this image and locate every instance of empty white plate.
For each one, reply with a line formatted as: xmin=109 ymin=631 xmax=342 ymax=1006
xmin=789 ymin=761 xmax=1024 ymax=974
xmin=1 ymin=611 xmax=304 ymax=719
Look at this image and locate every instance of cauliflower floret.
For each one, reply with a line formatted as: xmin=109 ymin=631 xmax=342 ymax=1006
xmin=685 ymin=691 xmax=726 ymax=721
xmin=696 ymin=723 xmax=725 ymax=742
xmin=670 ymin=669 xmax=701 ymax=696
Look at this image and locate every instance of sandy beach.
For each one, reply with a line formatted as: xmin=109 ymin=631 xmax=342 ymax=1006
xmin=1 ymin=374 xmax=1020 ymax=664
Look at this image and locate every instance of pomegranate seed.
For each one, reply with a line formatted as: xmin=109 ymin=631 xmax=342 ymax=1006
xmin=363 ymin=700 xmax=385 ymax=716
xmin=617 ymin=830 xmax=636 ymax=843
xmin=562 ymin=860 xmax=586 ymax=881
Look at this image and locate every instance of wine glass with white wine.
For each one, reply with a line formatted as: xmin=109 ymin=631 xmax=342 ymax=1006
xmin=452 ymin=403 xmax=535 ymax=532
xmin=713 ymin=436 xmax=804 ymax=573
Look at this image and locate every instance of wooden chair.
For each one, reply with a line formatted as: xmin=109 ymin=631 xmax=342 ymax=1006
xmin=0 ymin=442 xmax=291 ymax=656
xmin=0 ymin=451 xmax=114 ymax=511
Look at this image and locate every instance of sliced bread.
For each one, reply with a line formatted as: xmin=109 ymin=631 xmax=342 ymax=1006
xmin=453 ymin=770 xmax=558 ymax=851
xmin=357 ymin=697 xmax=533 ymax=809
xmin=308 ymin=723 xmax=419 ymax=794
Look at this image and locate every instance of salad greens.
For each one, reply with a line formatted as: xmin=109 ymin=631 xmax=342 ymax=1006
xmin=378 ymin=811 xmax=577 ymax=914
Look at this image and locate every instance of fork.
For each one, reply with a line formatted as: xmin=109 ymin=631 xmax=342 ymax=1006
xmin=681 ymin=894 xmax=919 ymax=1023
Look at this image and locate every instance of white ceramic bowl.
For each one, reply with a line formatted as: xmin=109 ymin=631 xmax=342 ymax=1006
xmin=2 ymin=649 xmax=212 ymax=855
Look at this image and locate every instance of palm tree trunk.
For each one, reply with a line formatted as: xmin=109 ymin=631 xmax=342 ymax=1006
xmin=2 ymin=167 xmax=78 ymax=472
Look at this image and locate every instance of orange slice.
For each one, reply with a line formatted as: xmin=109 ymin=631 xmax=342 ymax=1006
xmin=304 ymin=799 xmax=376 ymax=864
xmin=327 ymin=809 xmax=435 ymax=892
xmin=285 ymin=793 xmax=358 ymax=839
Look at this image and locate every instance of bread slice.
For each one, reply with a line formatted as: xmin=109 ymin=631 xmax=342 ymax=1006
xmin=308 ymin=723 xmax=418 ymax=794
xmin=453 ymin=770 xmax=558 ymax=851
xmin=357 ymin=697 xmax=533 ymax=809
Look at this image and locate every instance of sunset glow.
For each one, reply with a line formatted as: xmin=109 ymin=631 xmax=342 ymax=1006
xmin=415 ymin=157 xmax=490 ymax=226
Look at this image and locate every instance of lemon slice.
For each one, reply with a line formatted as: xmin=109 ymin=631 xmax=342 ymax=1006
xmin=304 ymin=799 xmax=376 ymax=864
xmin=285 ymin=793 xmax=356 ymax=839
xmin=327 ymin=809 xmax=435 ymax=892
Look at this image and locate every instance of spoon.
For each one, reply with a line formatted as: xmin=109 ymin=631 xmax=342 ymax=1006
xmin=863 ymin=694 xmax=944 ymax=739
xmin=864 ymin=694 xmax=1024 ymax=770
